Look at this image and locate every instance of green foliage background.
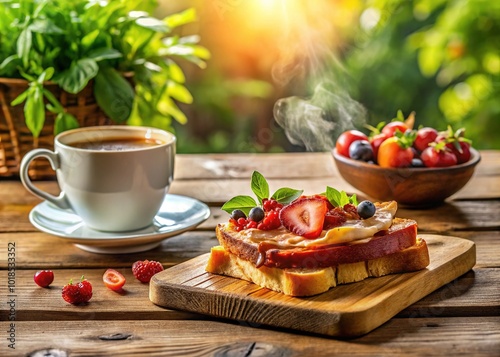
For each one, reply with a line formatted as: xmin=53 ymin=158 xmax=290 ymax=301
xmin=171 ymin=0 xmax=499 ymax=152
xmin=344 ymin=0 xmax=500 ymax=149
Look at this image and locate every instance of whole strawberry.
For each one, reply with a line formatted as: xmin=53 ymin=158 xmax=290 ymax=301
xmin=62 ymin=276 xmax=93 ymax=304
xmin=132 ymin=260 xmax=164 ymax=283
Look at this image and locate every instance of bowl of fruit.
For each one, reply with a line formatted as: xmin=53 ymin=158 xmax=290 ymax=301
xmin=332 ymin=112 xmax=481 ymax=207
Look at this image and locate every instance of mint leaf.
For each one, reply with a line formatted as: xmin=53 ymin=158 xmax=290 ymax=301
xmin=251 ymin=171 xmax=269 ymax=205
xmin=271 ymin=188 xmax=303 ymax=204
xmin=221 ymin=195 xmax=258 ymax=215
xmin=326 ymin=186 xmax=357 ymax=207
xmin=326 ymin=186 xmax=342 ymax=207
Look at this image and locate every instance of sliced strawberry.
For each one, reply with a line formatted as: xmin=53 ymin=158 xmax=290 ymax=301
xmin=279 ymin=198 xmax=327 ymax=239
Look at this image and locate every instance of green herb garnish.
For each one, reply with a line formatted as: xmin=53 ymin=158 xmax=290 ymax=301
xmin=221 ymin=171 xmax=303 ymax=215
xmin=325 ymin=186 xmax=358 ymax=207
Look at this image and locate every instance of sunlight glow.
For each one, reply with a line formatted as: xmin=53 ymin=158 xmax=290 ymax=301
xmin=204 ymin=0 xmax=361 ymax=87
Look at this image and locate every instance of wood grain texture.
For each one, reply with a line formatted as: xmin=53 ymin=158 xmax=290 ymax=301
xmin=3 ymin=267 xmax=496 ymax=326
xmin=0 ymin=231 xmax=218 ymax=269
xmin=150 ymin=235 xmax=476 ymax=337
xmin=400 ymin=268 xmax=500 ymax=317
xmin=0 ymin=268 xmax=200 ymax=321
xmin=3 ymin=318 xmax=499 ymax=356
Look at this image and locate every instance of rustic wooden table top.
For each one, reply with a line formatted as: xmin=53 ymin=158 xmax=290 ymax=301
xmin=1 ymin=151 xmax=499 ymax=356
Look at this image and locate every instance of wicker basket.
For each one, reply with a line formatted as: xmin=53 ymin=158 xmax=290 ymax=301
xmin=0 ymin=77 xmax=114 ymax=180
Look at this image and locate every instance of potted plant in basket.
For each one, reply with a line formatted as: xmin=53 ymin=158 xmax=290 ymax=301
xmin=0 ymin=0 xmax=209 ymax=178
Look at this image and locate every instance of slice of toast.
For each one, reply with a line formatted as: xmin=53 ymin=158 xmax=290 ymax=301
xmin=206 ymin=238 xmax=429 ymax=297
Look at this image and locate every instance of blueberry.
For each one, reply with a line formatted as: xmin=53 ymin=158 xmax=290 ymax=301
xmin=357 ymin=200 xmax=376 ymax=219
xmin=249 ymin=207 xmax=265 ymax=222
xmin=230 ymin=209 xmax=246 ymax=220
xmin=411 ymin=158 xmax=425 ymax=168
xmin=349 ymin=140 xmax=374 ymax=162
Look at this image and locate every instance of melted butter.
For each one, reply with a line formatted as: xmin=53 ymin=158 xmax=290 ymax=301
xmin=230 ymin=201 xmax=398 ymax=249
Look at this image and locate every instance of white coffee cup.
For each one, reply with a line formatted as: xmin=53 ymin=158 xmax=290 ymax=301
xmin=20 ymin=126 xmax=176 ymax=232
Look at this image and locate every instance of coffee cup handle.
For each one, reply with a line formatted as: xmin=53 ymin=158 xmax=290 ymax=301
xmin=20 ymin=148 xmax=71 ymax=210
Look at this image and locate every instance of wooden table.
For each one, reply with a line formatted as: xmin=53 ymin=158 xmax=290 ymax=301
xmin=1 ymin=151 xmax=499 ymax=356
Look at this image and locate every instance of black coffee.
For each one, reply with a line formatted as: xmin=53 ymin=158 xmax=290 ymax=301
xmin=70 ymin=137 xmax=164 ymax=151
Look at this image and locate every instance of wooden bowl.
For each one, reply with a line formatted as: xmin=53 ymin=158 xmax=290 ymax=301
xmin=332 ymin=148 xmax=481 ymax=207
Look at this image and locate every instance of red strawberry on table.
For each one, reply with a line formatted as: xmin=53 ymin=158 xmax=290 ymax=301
xmin=62 ymin=276 xmax=93 ymax=304
xmin=279 ymin=197 xmax=327 ymax=239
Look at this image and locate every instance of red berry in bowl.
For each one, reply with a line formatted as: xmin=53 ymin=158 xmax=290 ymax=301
xmin=421 ymin=145 xmax=458 ymax=167
xmin=34 ymin=270 xmax=54 ymax=288
xmin=381 ymin=121 xmax=409 ymax=137
xmin=335 ymin=130 xmax=368 ymax=157
xmin=446 ymin=141 xmax=471 ymax=164
xmin=370 ymin=133 xmax=389 ymax=161
xmin=132 ymin=260 xmax=164 ymax=283
xmin=414 ymin=127 xmax=438 ymax=152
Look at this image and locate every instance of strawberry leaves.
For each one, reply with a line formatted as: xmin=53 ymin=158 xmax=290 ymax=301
xmin=221 ymin=171 xmax=303 ymax=215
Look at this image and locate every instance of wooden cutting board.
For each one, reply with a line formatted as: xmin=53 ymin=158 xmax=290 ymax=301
xmin=150 ymin=235 xmax=475 ymax=337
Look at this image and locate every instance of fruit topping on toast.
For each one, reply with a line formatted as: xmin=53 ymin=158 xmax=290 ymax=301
xmin=221 ymin=171 xmax=397 ymax=246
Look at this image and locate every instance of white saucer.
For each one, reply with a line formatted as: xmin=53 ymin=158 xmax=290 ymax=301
xmin=29 ymin=194 xmax=211 ymax=254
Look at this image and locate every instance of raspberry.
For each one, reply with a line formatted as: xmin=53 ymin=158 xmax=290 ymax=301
xmin=62 ymin=276 xmax=93 ymax=304
xmin=246 ymin=220 xmax=258 ymax=229
xmin=263 ymin=199 xmax=273 ymax=211
xmin=132 ymin=260 xmax=164 ymax=283
xmin=263 ymin=199 xmax=282 ymax=212
xmin=262 ymin=210 xmax=281 ymax=230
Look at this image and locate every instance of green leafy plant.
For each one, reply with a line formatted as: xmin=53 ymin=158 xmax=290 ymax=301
xmin=342 ymin=0 xmax=499 ymax=149
xmin=0 ymin=0 xmax=209 ymax=137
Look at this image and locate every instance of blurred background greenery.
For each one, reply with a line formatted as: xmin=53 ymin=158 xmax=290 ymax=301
xmin=157 ymin=0 xmax=499 ymax=153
